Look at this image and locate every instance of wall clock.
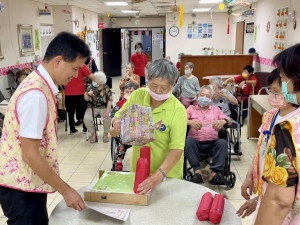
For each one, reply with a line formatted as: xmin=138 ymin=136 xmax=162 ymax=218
xmin=169 ymin=25 xmax=179 ymax=37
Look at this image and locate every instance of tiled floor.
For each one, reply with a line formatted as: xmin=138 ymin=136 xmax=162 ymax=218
xmin=0 ymin=76 xmax=257 ymax=225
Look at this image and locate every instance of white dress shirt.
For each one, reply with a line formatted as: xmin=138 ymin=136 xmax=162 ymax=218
xmin=17 ymin=64 xmax=59 ymax=139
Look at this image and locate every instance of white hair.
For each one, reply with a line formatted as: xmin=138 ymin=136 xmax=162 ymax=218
xmin=209 ymin=77 xmax=223 ymax=89
xmin=93 ymin=71 xmax=107 ymax=84
xmin=199 ymin=85 xmax=214 ymax=98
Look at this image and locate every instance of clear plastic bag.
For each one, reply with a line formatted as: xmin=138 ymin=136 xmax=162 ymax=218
xmin=121 ymin=104 xmax=155 ymax=145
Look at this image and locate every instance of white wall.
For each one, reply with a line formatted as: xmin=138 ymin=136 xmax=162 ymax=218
xmin=251 ymin=0 xmax=300 ymax=72
xmin=0 ymin=0 xmax=53 ymax=67
xmin=0 ymin=1 xmax=100 ymax=98
xmin=0 ymin=0 xmax=54 ymax=98
xmin=52 ymin=5 xmax=73 ymax=36
xmin=71 ymin=6 xmax=100 ymax=69
xmin=231 ymin=3 xmax=257 ymax=55
xmin=121 ymin=29 xmax=130 ymax=68
xmin=152 ymin=27 xmax=164 ymax=60
xmin=114 ymin=17 xmax=165 ymax=28
xmin=165 ymin=13 xmax=235 ymax=65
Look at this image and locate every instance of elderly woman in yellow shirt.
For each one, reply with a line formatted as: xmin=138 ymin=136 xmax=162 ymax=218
xmin=110 ymin=58 xmax=187 ymax=195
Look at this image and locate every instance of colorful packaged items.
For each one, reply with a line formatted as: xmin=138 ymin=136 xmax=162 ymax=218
xmin=121 ymin=104 xmax=155 ymax=145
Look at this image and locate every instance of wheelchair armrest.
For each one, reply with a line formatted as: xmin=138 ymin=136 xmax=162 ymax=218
xmin=258 ymin=87 xmax=268 ymax=95
xmin=241 ymin=83 xmax=255 ymax=95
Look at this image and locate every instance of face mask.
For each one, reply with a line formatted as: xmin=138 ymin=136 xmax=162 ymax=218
xmin=268 ymin=94 xmax=288 ymax=109
xmin=178 ymin=58 xmax=181 ymax=62
xmin=242 ymin=73 xmax=249 ymax=79
xmin=198 ymin=96 xmax=211 ymax=107
xmin=136 ymin=48 xmax=142 ymax=53
xmin=92 ymin=81 xmax=98 ymax=88
xmin=185 ymin=70 xmax=191 ymax=75
xmin=282 ymin=80 xmax=299 ymax=105
xmin=148 ymin=88 xmax=170 ymax=101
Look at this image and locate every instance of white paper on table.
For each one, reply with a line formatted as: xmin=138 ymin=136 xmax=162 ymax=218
xmin=86 ymin=203 xmax=130 ymax=221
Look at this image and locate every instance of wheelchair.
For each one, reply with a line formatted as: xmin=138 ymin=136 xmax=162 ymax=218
xmin=228 ymin=104 xmax=242 ymax=155
xmin=183 ymin=128 xmax=236 ymax=189
xmin=228 ymin=83 xmax=254 ymax=127
xmin=110 ymin=136 xmax=131 ymax=171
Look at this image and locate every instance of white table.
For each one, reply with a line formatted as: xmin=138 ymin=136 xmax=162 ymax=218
xmin=49 ymin=179 xmax=241 ymax=225
xmin=247 ymin=95 xmax=271 ymax=139
xmin=202 ymin=75 xmax=239 ymax=80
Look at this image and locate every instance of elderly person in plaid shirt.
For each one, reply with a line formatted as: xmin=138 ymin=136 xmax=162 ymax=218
xmin=186 ymin=85 xmax=232 ymax=184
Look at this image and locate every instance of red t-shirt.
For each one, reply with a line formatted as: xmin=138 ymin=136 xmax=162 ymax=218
xmin=234 ymin=74 xmax=260 ymax=95
xmin=117 ymin=98 xmax=127 ymax=109
xmin=176 ymin=62 xmax=181 ymax=70
xmin=65 ymin=64 xmax=91 ymax=96
xmin=130 ymin=52 xmax=148 ymax=77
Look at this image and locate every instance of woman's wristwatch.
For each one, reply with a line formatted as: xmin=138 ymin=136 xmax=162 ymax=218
xmin=223 ymin=118 xmax=229 ymax=126
xmin=158 ymin=168 xmax=167 ymax=182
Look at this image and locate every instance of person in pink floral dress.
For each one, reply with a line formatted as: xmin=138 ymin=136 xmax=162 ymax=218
xmin=239 ymin=43 xmax=300 ymax=225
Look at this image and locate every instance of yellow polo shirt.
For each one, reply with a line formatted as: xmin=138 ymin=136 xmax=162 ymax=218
xmin=115 ymin=88 xmax=187 ymax=178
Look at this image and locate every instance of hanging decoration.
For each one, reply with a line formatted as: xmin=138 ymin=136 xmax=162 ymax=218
xmin=83 ymin=12 xmax=86 ymax=24
xmin=0 ymin=1 xmax=4 ymax=12
xmin=266 ymin=21 xmax=270 ymax=32
xmin=234 ymin=0 xmax=250 ymax=6
xmin=219 ymin=3 xmax=225 ymax=11
xmin=107 ymin=12 xmax=110 ymax=17
xmin=179 ymin=3 xmax=183 ymax=27
xmin=274 ymin=7 xmax=289 ymax=51
xmin=227 ymin=16 xmax=230 ymax=34
xmin=224 ymin=0 xmax=235 ymax=15
xmin=62 ymin=0 xmax=71 ymax=14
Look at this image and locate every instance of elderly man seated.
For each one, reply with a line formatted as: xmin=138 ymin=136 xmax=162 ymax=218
xmin=209 ymin=77 xmax=238 ymax=118
xmin=186 ymin=85 xmax=232 ymax=184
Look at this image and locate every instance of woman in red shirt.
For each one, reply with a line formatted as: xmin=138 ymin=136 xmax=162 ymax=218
xmin=130 ymin=42 xmax=149 ymax=86
xmin=65 ymin=64 xmax=96 ymax=134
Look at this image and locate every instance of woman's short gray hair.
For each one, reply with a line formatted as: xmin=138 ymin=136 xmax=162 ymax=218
xmin=185 ymin=62 xmax=194 ymax=70
xmin=93 ymin=71 xmax=107 ymax=84
xmin=199 ymin=85 xmax=214 ymax=97
xmin=148 ymin=58 xmax=179 ymax=85
xmin=126 ymin=62 xmax=135 ymax=69
xmin=209 ymin=77 xmax=223 ymax=89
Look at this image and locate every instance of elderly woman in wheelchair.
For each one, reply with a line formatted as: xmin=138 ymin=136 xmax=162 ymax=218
xmin=209 ymin=77 xmax=238 ymax=117
xmin=186 ymin=85 xmax=232 ymax=184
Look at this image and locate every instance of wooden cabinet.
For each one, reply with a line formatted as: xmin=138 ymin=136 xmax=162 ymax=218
xmin=180 ymin=55 xmax=254 ymax=86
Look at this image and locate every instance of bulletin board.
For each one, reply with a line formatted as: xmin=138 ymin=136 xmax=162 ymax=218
xmin=187 ymin=23 xmax=213 ymax=39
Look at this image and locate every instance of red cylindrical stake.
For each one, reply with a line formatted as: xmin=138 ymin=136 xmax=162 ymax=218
xmin=140 ymin=146 xmax=151 ymax=176
xmin=209 ymin=194 xmax=225 ymax=224
xmin=196 ymin=192 xmax=214 ymax=221
xmin=134 ymin=158 xmax=149 ymax=193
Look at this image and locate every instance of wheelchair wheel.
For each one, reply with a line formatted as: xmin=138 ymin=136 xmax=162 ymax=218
xmin=185 ymin=171 xmax=193 ymax=181
xmin=110 ymin=137 xmax=116 ymax=161
xmin=226 ymin=172 xmax=236 ymax=189
xmin=110 ymin=137 xmax=119 ymax=171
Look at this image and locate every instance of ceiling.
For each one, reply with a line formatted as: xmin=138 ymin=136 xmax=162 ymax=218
xmin=33 ymin=0 xmax=258 ymax=17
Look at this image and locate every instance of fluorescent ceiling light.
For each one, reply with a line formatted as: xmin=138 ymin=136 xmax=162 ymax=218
xmin=122 ymin=10 xmax=139 ymax=13
xmin=105 ymin=1 xmax=128 ymax=6
xmin=193 ymin=8 xmax=211 ymax=12
xmin=199 ymin=0 xmax=222 ymax=4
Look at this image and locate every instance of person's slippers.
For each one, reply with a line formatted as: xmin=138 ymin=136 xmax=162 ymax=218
xmin=209 ymin=174 xmax=228 ymax=185
xmin=191 ymin=173 xmax=205 ymax=184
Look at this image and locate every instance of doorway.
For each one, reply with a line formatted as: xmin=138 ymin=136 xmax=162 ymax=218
xmin=235 ymin=21 xmax=245 ymax=54
xmin=102 ymin=28 xmax=122 ymax=77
